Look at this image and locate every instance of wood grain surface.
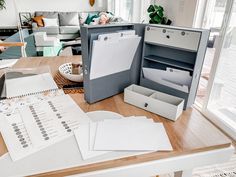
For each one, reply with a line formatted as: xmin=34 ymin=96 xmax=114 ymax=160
xmin=0 ymin=56 xmax=232 ymax=177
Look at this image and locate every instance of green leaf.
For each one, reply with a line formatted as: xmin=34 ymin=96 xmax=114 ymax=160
xmin=157 ymin=5 xmax=164 ymax=12
xmin=157 ymin=11 xmax=164 ymax=18
xmin=149 ymin=19 xmax=155 ymax=24
xmin=147 ymin=5 xmax=155 ymax=13
xmin=0 ymin=0 xmax=6 ymax=10
xmin=161 ymin=18 xmax=166 ymax=25
xmin=148 ymin=3 xmax=171 ymax=25
xmin=149 ymin=12 xmax=156 ymax=18
xmin=154 ymin=5 xmax=159 ymax=10
xmin=153 ymin=15 xmax=162 ymax=24
xmin=166 ymin=19 xmax=172 ymax=25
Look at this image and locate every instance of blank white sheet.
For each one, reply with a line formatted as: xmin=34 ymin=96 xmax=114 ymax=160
xmin=94 ymin=121 xmax=173 ymax=151
xmin=0 ymin=59 xmax=18 ymax=69
xmin=74 ymin=123 xmax=109 ymax=160
xmin=6 ymin=73 xmax=58 ymax=98
xmin=89 ymin=117 xmax=154 ymax=151
xmin=0 ymin=112 xmax=158 ymax=177
xmin=90 ymin=35 xmax=141 ymax=80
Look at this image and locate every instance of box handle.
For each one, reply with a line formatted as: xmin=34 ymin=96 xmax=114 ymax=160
xmin=144 ymin=103 xmax=148 ymax=107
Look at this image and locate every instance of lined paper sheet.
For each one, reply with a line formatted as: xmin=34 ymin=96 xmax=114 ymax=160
xmin=21 ymin=95 xmax=89 ymax=148
xmin=0 ymin=114 xmax=35 ymax=161
xmin=0 ymin=89 xmax=65 ymax=117
xmin=0 ymin=111 xmax=173 ymax=177
xmin=0 ymin=95 xmax=89 ymax=161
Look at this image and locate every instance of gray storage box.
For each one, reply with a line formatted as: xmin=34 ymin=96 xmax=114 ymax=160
xmin=81 ymin=24 xmax=210 ymax=109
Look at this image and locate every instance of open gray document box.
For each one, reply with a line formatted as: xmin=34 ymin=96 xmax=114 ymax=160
xmin=81 ymin=24 xmax=209 ymax=109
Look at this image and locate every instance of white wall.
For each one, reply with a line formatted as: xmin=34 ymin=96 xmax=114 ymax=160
xmin=0 ymin=0 xmax=18 ymax=26
xmin=0 ymin=0 xmax=107 ymax=27
xmin=155 ymin=0 xmax=198 ymax=27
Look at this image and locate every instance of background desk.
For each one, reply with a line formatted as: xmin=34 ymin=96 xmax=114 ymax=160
xmin=0 ymin=56 xmax=234 ymax=177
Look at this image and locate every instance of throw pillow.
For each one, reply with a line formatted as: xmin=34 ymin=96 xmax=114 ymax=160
xmin=85 ymin=14 xmax=99 ymax=25
xmin=79 ymin=12 xmax=89 ymax=25
xmin=32 ymin=16 xmax=44 ymax=27
xmin=43 ymin=18 xmax=59 ymax=27
xmin=90 ymin=17 xmax=100 ymax=25
xmin=59 ymin=12 xmax=79 ymax=26
xmin=98 ymin=12 xmax=110 ymax=25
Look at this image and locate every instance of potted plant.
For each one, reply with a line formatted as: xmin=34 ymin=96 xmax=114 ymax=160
xmin=147 ymin=4 xmax=172 ymax=25
xmin=0 ymin=0 xmax=6 ymax=10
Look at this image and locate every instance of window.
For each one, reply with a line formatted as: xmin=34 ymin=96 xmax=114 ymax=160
xmin=107 ymin=0 xmax=151 ymax=22
xmin=203 ymin=0 xmax=236 ymax=140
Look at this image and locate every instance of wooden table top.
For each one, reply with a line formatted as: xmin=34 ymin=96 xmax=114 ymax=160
xmin=0 ymin=56 xmax=232 ymax=177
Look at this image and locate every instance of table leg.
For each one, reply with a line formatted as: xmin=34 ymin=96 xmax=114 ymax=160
xmin=174 ymin=169 xmax=192 ymax=177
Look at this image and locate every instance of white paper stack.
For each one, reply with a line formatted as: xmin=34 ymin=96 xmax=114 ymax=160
xmin=143 ymin=67 xmax=192 ymax=93
xmin=90 ymin=31 xmax=141 ymax=80
xmin=74 ymin=115 xmax=173 ymax=160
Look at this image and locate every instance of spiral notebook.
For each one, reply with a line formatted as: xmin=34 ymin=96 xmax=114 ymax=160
xmin=5 ymin=72 xmax=59 ymax=99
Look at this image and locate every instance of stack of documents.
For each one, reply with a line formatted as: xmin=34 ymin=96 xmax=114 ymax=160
xmin=74 ymin=116 xmax=173 ymax=160
xmin=90 ymin=30 xmax=141 ymax=80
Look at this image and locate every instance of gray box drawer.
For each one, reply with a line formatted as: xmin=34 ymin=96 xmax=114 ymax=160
xmin=124 ymin=84 xmax=184 ymax=121
xmin=144 ymin=26 xmax=201 ymax=51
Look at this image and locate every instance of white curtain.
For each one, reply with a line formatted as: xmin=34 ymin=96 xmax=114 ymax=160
xmin=107 ymin=0 xmax=153 ymax=23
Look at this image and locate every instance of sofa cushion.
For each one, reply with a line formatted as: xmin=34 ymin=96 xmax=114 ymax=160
xmin=35 ymin=11 xmax=59 ymax=19
xmin=79 ymin=11 xmax=100 ymax=25
xmin=33 ymin=27 xmax=59 ymax=35
xmin=32 ymin=16 xmax=44 ymax=27
xmin=43 ymin=18 xmax=59 ymax=27
xmin=59 ymin=26 xmax=80 ymax=34
xmin=79 ymin=12 xmax=89 ymax=25
xmin=59 ymin=12 xmax=79 ymax=26
xmin=35 ymin=11 xmax=59 ymax=26
xmin=85 ymin=13 xmax=99 ymax=25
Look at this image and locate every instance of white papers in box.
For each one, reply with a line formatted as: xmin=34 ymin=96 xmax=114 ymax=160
xmin=142 ymin=67 xmax=192 ymax=93
xmin=90 ymin=34 xmax=141 ymax=80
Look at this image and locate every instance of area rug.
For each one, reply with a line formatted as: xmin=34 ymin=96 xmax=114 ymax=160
xmin=54 ymin=72 xmax=84 ymax=94
xmin=158 ymin=154 xmax=236 ymax=177
xmin=192 ymin=154 xmax=236 ymax=177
